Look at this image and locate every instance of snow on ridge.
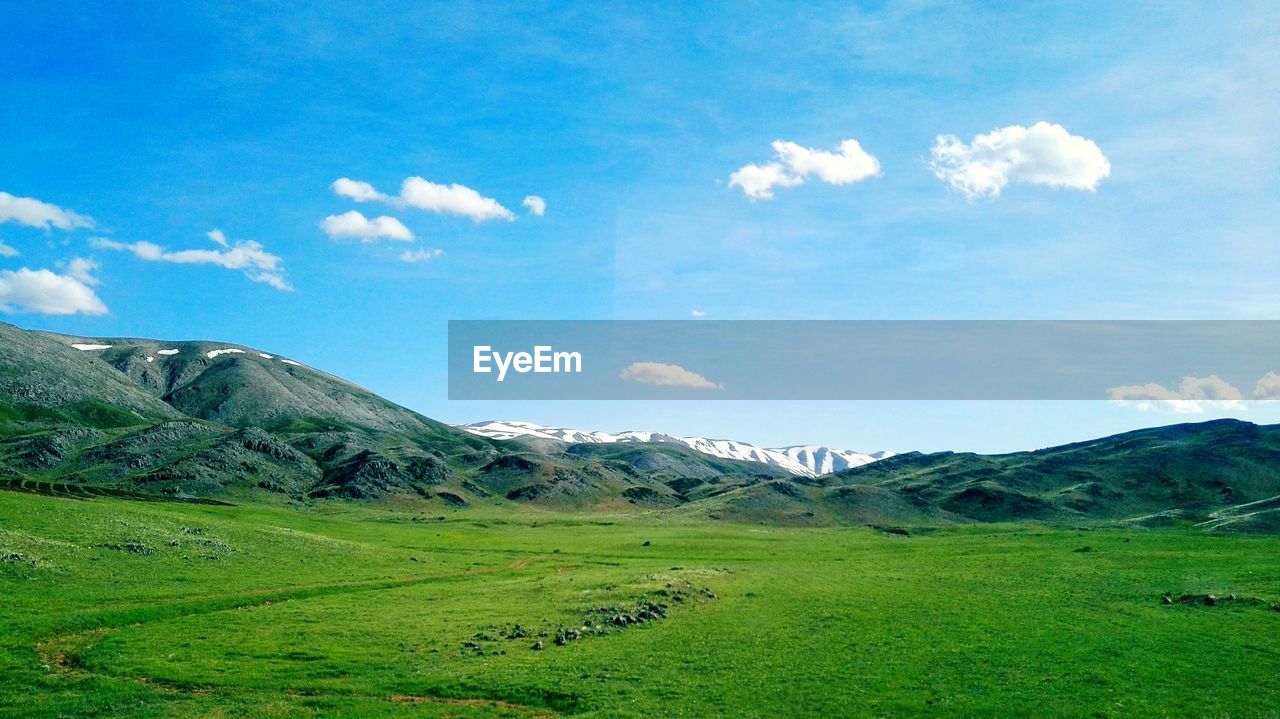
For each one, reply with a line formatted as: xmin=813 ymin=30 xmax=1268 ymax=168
xmin=458 ymin=420 xmax=891 ymax=477
xmin=281 ymin=359 xmax=303 ymax=367
xmin=259 ymin=353 xmax=274 ymax=359
xmin=156 ymin=349 xmax=180 ymax=356
xmin=206 ymin=348 xmax=246 ymax=359
xmin=71 ymin=343 xmax=112 ymax=351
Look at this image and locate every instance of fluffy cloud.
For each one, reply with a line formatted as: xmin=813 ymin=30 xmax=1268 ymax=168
xmin=93 ymin=230 xmax=292 ymax=291
xmin=1253 ymin=372 xmax=1280 ymax=399
xmin=1108 ymin=374 xmax=1244 ymax=413
xmin=930 ymin=121 xmax=1111 ymax=199
xmin=0 ymin=267 xmax=107 ymax=315
xmin=64 ymin=257 xmax=100 ymax=285
xmin=619 ymin=361 xmax=723 ymax=390
xmin=331 ymin=178 xmax=390 ymax=203
xmin=729 ymin=139 xmax=880 ymax=200
xmin=728 ymin=162 xmax=802 ymax=200
xmin=0 ymin=191 xmax=94 ymax=230
xmin=0 ymin=241 xmax=17 ymax=258
xmin=320 ymin=210 xmax=414 ymax=242
xmin=400 ymin=177 xmax=515 ymax=221
xmin=399 ymin=248 xmax=443 ymax=263
xmin=690 ymin=309 xmax=707 ymax=317
xmin=331 ymin=177 xmax=516 ymax=222
xmin=522 ymin=195 xmax=546 ymax=216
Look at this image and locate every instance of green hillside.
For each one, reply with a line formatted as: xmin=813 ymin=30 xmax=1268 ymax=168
xmin=5 ymin=321 xmax=1280 ymax=532
xmin=835 ymin=419 xmax=1280 ymax=531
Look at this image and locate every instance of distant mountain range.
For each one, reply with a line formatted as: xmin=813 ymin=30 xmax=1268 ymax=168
xmin=1 ymin=320 xmax=1278 ymax=533
xmin=459 ymin=420 xmax=894 ymax=477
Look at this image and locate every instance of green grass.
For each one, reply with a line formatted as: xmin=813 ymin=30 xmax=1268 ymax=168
xmin=2 ymin=490 xmax=1278 ymax=718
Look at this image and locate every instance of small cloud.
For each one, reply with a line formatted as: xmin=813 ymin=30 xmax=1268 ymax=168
xmin=248 ymin=272 xmax=292 ymax=291
xmin=93 ymin=230 xmax=292 ymax=291
xmin=729 ymin=139 xmax=880 ymax=200
xmin=207 ymin=229 xmax=229 ymax=247
xmin=728 ymin=162 xmax=802 ymax=200
xmin=619 ymin=361 xmax=723 ymax=390
xmin=331 ymin=178 xmax=390 ymax=203
xmin=522 ymin=195 xmax=546 ymax=216
xmin=0 ymin=240 xmax=17 ymax=258
xmin=1108 ymin=374 xmax=1243 ymax=413
xmin=63 ymin=257 xmax=100 ymax=285
xmin=930 ymin=121 xmax=1110 ymax=199
xmin=333 ymin=177 xmax=517 ymax=222
xmin=320 ymin=210 xmax=414 ymax=242
xmin=1254 ymin=372 xmax=1280 ymax=399
xmin=0 ymin=191 xmax=94 ymax=230
xmin=690 ymin=309 xmax=707 ymax=317
xmin=1179 ymin=375 xmax=1243 ymax=402
xmin=399 ymin=248 xmax=443 ymax=264
xmin=0 ymin=266 xmax=108 ymax=315
xmin=400 ymin=177 xmax=515 ymax=221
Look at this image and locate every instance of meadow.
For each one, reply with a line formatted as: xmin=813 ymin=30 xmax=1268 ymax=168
xmin=2 ymin=490 xmax=1278 ymax=718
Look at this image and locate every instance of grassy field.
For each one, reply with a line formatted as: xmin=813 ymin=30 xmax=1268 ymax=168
xmin=2 ymin=490 xmax=1278 ymax=718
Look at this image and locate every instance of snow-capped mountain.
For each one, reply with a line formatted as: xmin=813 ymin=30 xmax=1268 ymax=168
xmin=458 ymin=420 xmax=894 ymax=478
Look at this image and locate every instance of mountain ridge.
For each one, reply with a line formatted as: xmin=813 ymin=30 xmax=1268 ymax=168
xmin=458 ymin=419 xmax=894 ymax=477
xmin=2 ymin=321 xmax=1279 ymax=532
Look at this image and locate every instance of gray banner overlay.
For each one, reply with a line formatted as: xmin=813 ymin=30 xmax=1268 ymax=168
xmin=448 ymin=320 xmax=1280 ymax=400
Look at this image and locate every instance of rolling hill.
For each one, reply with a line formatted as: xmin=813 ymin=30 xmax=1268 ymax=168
xmin=834 ymin=419 xmax=1280 ymax=532
xmin=3 ymin=321 xmax=1280 ymax=532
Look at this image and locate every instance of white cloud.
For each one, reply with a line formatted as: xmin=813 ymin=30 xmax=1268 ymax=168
xmin=728 ymin=162 xmax=802 ymax=200
xmin=929 ymin=121 xmax=1111 ymax=199
xmin=247 ymin=272 xmax=292 ymax=291
xmin=400 ymin=177 xmax=515 ymax=221
xmin=0 ymin=191 xmax=94 ymax=230
xmin=729 ymin=138 xmax=881 ymax=200
xmin=690 ymin=309 xmax=707 ymax=317
xmin=64 ymin=257 xmax=100 ymax=285
xmin=1178 ymin=374 xmax=1243 ymax=401
xmin=1108 ymin=374 xmax=1244 ymax=413
xmin=320 ymin=210 xmax=414 ymax=242
xmin=0 ymin=267 xmax=108 ymax=315
xmin=1253 ymin=372 xmax=1280 ymax=399
xmin=619 ymin=361 xmax=723 ymax=390
xmin=331 ymin=178 xmax=390 ymax=203
xmin=0 ymin=241 xmax=17 ymax=258
xmin=92 ymin=230 xmax=292 ymax=291
xmin=207 ymin=229 xmax=229 ymax=247
xmin=399 ymin=248 xmax=443 ymax=264
xmin=522 ymin=195 xmax=546 ymax=216
xmin=772 ymin=140 xmax=881 ymax=185
xmin=332 ymin=176 xmax=516 ymax=222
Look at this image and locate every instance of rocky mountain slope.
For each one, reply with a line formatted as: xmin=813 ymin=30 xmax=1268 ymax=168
xmin=2 ymin=321 xmax=1279 ymax=532
xmin=459 ymin=420 xmax=893 ymax=477
xmin=0 ymin=322 xmax=784 ymax=510
xmin=834 ymin=419 xmax=1280 ymax=533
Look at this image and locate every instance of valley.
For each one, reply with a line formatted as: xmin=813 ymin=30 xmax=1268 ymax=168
xmin=2 ymin=491 xmax=1277 ymax=718
xmin=3 ymin=320 xmax=1280 ymax=717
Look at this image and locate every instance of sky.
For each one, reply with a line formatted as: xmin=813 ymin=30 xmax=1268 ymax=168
xmin=2 ymin=1 xmax=1279 ymax=453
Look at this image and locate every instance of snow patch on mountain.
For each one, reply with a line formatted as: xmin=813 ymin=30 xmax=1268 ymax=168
xmin=458 ymin=420 xmax=894 ymax=477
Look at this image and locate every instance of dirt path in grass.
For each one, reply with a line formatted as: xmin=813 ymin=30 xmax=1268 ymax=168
xmin=32 ymin=558 xmax=565 ymax=716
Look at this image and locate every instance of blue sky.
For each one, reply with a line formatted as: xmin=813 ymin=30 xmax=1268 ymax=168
xmin=2 ymin=1 xmax=1278 ymax=452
